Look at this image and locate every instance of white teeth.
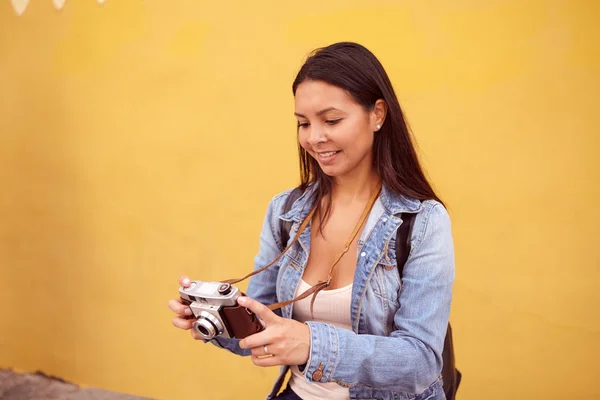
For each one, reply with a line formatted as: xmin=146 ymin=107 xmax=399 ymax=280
xmin=320 ymin=151 xmax=338 ymax=157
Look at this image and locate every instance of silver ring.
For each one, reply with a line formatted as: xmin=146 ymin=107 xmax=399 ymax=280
xmin=263 ymin=345 xmax=271 ymax=356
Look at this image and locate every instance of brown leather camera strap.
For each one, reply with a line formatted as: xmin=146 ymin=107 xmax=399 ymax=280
xmin=223 ymin=182 xmax=382 ymax=318
xmin=221 ymin=206 xmax=317 ymax=287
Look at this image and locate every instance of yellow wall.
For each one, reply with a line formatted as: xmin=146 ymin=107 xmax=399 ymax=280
xmin=1 ymin=1 xmax=598 ymax=399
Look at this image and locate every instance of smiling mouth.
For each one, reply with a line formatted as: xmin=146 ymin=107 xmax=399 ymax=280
xmin=318 ymin=151 xmax=340 ymax=157
xmin=316 ymin=150 xmax=341 ymax=163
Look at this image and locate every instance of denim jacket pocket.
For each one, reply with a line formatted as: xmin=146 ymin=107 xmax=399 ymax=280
xmin=372 ymin=262 xmax=401 ymax=334
xmin=282 ymin=254 xmax=301 ymax=271
xmin=282 ymin=241 xmax=303 ymax=270
xmin=373 ymin=235 xmax=401 ymax=306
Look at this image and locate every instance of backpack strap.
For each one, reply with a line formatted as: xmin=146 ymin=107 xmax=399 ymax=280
xmin=279 ymin=187 xmax=304 ymax=251
xmin=395 ymin=212 xmax=416 ymax=275
xmin=396 ymin=211 xmax=461 ymax=400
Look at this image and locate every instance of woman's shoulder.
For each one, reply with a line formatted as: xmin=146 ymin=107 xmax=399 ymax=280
xmin=382 ymin=186 xmax=449 ymax=219
xmin=418 ymin=199 xmax=449 ymax=220
xmin=410 ymin=199 xmax=453 ymax=253
xmin=267 ymin=187 xmax=298 ymax=212
xmin=416 ymin=199 xmax=451 ymax=224
xmin=267 ymin=184 xmax=315 ymax=217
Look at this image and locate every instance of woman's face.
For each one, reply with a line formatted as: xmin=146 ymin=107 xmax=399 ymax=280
xmin=294 ymin=80 xmax=383 ymax=179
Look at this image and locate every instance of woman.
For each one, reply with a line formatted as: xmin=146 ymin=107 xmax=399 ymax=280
xmin=169 ymin=42 xmax=455 ymax=400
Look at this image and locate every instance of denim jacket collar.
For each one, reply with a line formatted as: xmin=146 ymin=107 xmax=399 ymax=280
xmin=279 ymin=182 xmax=423 ymax=223
xmin=379 ymin=184 xmax=423 ymax=215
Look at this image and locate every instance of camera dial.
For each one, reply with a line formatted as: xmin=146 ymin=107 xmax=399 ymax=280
xmin=217 ymin=283 xmax=232 ymax=295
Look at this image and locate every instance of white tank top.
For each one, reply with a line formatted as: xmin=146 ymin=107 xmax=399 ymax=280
xmin=288 ymin=279 xmax=353 ymax=400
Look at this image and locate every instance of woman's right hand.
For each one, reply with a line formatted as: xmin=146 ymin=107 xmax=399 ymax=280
xmin=168 ymin=276 xmax=199 ymax=337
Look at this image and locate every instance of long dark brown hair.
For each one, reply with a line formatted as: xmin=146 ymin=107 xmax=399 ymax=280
xmin=292 ymin=42 xmax=443 ymax=227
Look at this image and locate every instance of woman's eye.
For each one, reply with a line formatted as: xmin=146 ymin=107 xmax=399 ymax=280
xmin=326 ymin=119 xmax=342 ymax=125
xmin=297 ymin=122 xmax=309 ymax=129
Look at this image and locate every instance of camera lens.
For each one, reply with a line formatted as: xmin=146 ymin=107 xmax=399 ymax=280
xmin=194 ymin=318 xmax=219 ymax=340
xmin=197 ymin=324 xmax=211 ymax=337
xmin=193 ymin=311 xmax=225 ymax=340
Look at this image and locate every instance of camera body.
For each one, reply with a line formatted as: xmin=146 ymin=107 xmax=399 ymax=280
xmin=179 ymin=280 xmax=264 ymax=340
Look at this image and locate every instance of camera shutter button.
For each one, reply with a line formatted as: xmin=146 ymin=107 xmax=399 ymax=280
xmin=218 ymin=283 xmax=232 ymax=295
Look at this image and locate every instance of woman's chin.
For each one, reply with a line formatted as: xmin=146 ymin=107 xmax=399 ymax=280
xmin=318 ymin=164 xmax=346 ymax=178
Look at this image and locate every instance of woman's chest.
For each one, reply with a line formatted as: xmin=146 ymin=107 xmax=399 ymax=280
xmin=302 ymin=207 xmax=371 ymax=288
xmin=302 ymin=234 xmax=360 ymax=288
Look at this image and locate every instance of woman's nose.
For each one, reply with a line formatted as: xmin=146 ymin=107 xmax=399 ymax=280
xmin=306 ymin=124 xmax=325 ymax=146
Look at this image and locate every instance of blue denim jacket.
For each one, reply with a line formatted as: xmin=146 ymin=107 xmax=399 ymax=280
xmin=208 ymin=184 xmax=455 ymax=400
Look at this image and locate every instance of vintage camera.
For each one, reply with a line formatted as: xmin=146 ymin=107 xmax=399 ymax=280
xmin=179 ymin=280 xmax=264 ymax=340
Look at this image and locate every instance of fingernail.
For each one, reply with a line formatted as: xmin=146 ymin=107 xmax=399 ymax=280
xmin=238 ymin=297 xmax=247 ymax=304
xmin=182 ymin=278 xmax=190 ymax=285
xmin=184 ymin=308 xmax=192 ymax=315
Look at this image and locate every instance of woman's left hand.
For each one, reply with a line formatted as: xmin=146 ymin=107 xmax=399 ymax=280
xmin=238 ymin=296 xmax=310 ymax=367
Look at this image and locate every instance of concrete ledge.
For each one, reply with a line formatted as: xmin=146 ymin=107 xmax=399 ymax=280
xmin=0 ymin=369 xmax=154 ymax=400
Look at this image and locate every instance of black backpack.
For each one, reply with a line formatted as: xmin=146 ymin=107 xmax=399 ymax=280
xmin=280 ymin=188 xmax=461 ymax=400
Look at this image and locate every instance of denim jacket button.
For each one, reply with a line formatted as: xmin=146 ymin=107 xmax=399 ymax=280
xmin=312 ymin=369 xmax=323 ymax=381
xmin=384 ymin=265 xmax=395 ymax=271
xmin=312 ymin=363 xmax=324 ymax=381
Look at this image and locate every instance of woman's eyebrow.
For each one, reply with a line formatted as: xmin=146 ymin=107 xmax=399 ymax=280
xmin=294 ymin=107 xmax=342 ymax=118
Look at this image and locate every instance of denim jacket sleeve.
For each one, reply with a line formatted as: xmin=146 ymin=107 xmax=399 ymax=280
xmin=206 ymin=191 xmax=289 ymax=355
xmin=301 ymin=202 xmax=455 ymax=394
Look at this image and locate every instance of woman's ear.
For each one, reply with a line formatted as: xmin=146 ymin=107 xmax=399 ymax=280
xmin=372 ymin=99 xmax=388 ymax=131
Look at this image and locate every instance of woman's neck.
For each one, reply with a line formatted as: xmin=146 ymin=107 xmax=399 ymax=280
xmin=331 ymin=166 xmax=380 ymax=204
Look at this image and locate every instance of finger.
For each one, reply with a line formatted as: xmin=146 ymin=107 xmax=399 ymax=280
xmin=179 ymin=276 xmax=191 ymax=287
xmin=239 ymin=328 xmax=274 ymax=350
xmin=251 ymin=355 xmax=284 ymax=367
xmin=251 ymin=345 xmax=274 ymax=358
xmin=172 ymin=316 xmax=194 ymax=330
xmin=168 ymin=299 xmax=193 ymax=316
xmin=237 ymin=296 xmax=278 ymax=325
